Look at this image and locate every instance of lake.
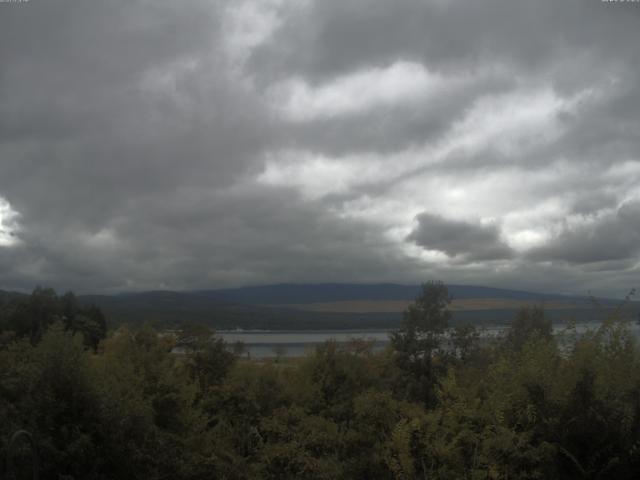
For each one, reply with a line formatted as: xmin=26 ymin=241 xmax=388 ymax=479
xmin=219 ymin=321 xmax=640 ymax=358
xmin=219 ymin=330 xmax=390 ymax=358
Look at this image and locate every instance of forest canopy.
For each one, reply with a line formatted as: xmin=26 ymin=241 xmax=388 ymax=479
xmin=1 ymin=283 xmax=640 ymax=479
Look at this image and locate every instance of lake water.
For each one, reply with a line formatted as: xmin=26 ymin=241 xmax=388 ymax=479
xmin=219 ymin=330 xmax=390 ymax=358
xmin=219 ymin=321 xmax=640 ymax=358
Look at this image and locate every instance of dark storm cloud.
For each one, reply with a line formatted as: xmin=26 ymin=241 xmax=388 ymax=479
xmin=569 ymin=191 xmax=619 ymax=216
xmin=0 ymin=0 xmax=639 ymax=296
xmin=0 ymin=185 xmax=423 ymax=292
xmin=248 ymin=0 xmax=639 ymax=84
xmin=529 ymin=201 xmax=640 ymax=265
xmin=0 ymin=0 xmax=284 ymax=291
xmin=408 ymin=213 xmax=512 ymax=261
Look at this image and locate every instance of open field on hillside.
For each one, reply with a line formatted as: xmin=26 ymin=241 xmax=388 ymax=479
xmin=270 ymin=298 xmax=586 ymax=314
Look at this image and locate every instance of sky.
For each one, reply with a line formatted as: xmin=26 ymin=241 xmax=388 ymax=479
xmin=0 ymin=0 xmax=639 ymax=296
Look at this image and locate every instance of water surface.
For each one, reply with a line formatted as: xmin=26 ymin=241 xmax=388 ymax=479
xmin=219 ymin=321 xmax=640 ymax=358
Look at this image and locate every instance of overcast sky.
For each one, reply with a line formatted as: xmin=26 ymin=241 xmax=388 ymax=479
xmin=1 ymin=0 xmax=639 ymax=296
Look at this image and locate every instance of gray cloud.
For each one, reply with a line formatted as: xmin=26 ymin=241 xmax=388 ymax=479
xmin=248 ymin=0 xmax=640 ymax=83
xmin=283 ymin=71 xmax=516 ymax=157
xmin=0 ymin=184 xmax=423 ymax=292
xmin=529 ymin=201 xmax=640 ymax=265
xmin=0 ymin=0 xmax=639 ymax=296
xmin=408 ymin=213 xmax=512 ymax=261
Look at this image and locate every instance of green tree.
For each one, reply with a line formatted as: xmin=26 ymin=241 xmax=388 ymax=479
xmin=450 ymin=323 xmax=480 ymax=362
xmin=0 ymin=288 xmax=107 ymax=349
xmin=504 ymin=305 xmax=552 ymax=352
xmin=178 ymin=323 xmax=236 ymax=395
xmin=2 ymin=287 xmax=61 ymax=344
xmin=390 ymin=281 xmax=451 ymax=405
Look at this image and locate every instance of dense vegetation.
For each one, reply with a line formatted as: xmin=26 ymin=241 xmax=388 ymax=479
xmin=2 ymin=283 xmax=640 ymax=479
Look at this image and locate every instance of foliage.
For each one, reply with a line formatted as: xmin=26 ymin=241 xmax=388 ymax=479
xmin=2 ymin=285 xmax=640 ymax=479
xmin=503 ymin=305 xmax=552 ymax=353
xmin=0 ymin=287 xmax=107 ymax=349
xmin=390 ymin=281 xmax=452 ymax=406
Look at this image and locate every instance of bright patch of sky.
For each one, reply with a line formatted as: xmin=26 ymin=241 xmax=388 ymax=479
xmin=222 ymin=0 xmax=290 ymax=67
xmin=0 ymin=198 xmax=19 ymax=247
xmin=270 ymin=61 xmax=452 ymax=121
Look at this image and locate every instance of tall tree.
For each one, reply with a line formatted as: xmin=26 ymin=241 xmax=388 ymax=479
xmin=390 ymin=281 xmax=451 ymax=406
xmin=504 ymin=305 xmax=552 ymax=353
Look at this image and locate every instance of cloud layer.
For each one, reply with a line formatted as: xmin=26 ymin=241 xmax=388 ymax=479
xmin=408 ymin=213 xmax=512 ymax=262
xmin=0 ymin=0 xmax=639 ymax=296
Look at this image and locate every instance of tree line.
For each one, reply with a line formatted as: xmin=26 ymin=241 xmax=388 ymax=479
xmin=1 ymin=282 xmax=640 ymax=479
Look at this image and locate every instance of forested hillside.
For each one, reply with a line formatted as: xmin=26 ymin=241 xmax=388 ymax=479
xmin=2 ymin=283 xmax=630 ymax=330
xmin=2 ymin=283 xmax=640 ymax=479
xmin=190 ymin=283 xmax=581 ymax=304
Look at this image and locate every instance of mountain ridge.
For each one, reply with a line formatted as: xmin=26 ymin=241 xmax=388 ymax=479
xmin=188 ymin=282 xmax=603 ymax=305
xmin=2 ymin=284 xmax=633 ymax=330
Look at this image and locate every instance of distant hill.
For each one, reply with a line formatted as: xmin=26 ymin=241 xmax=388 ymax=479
xmin=77 ymin=290 xmax=400 ymax=330
xmin=2 ymin=284 xmax=635 ymax=330
xmin=191 ymin=283 xmax=604 ymax=305
xmin=0 ymin=289 xmax=26 ymax=305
